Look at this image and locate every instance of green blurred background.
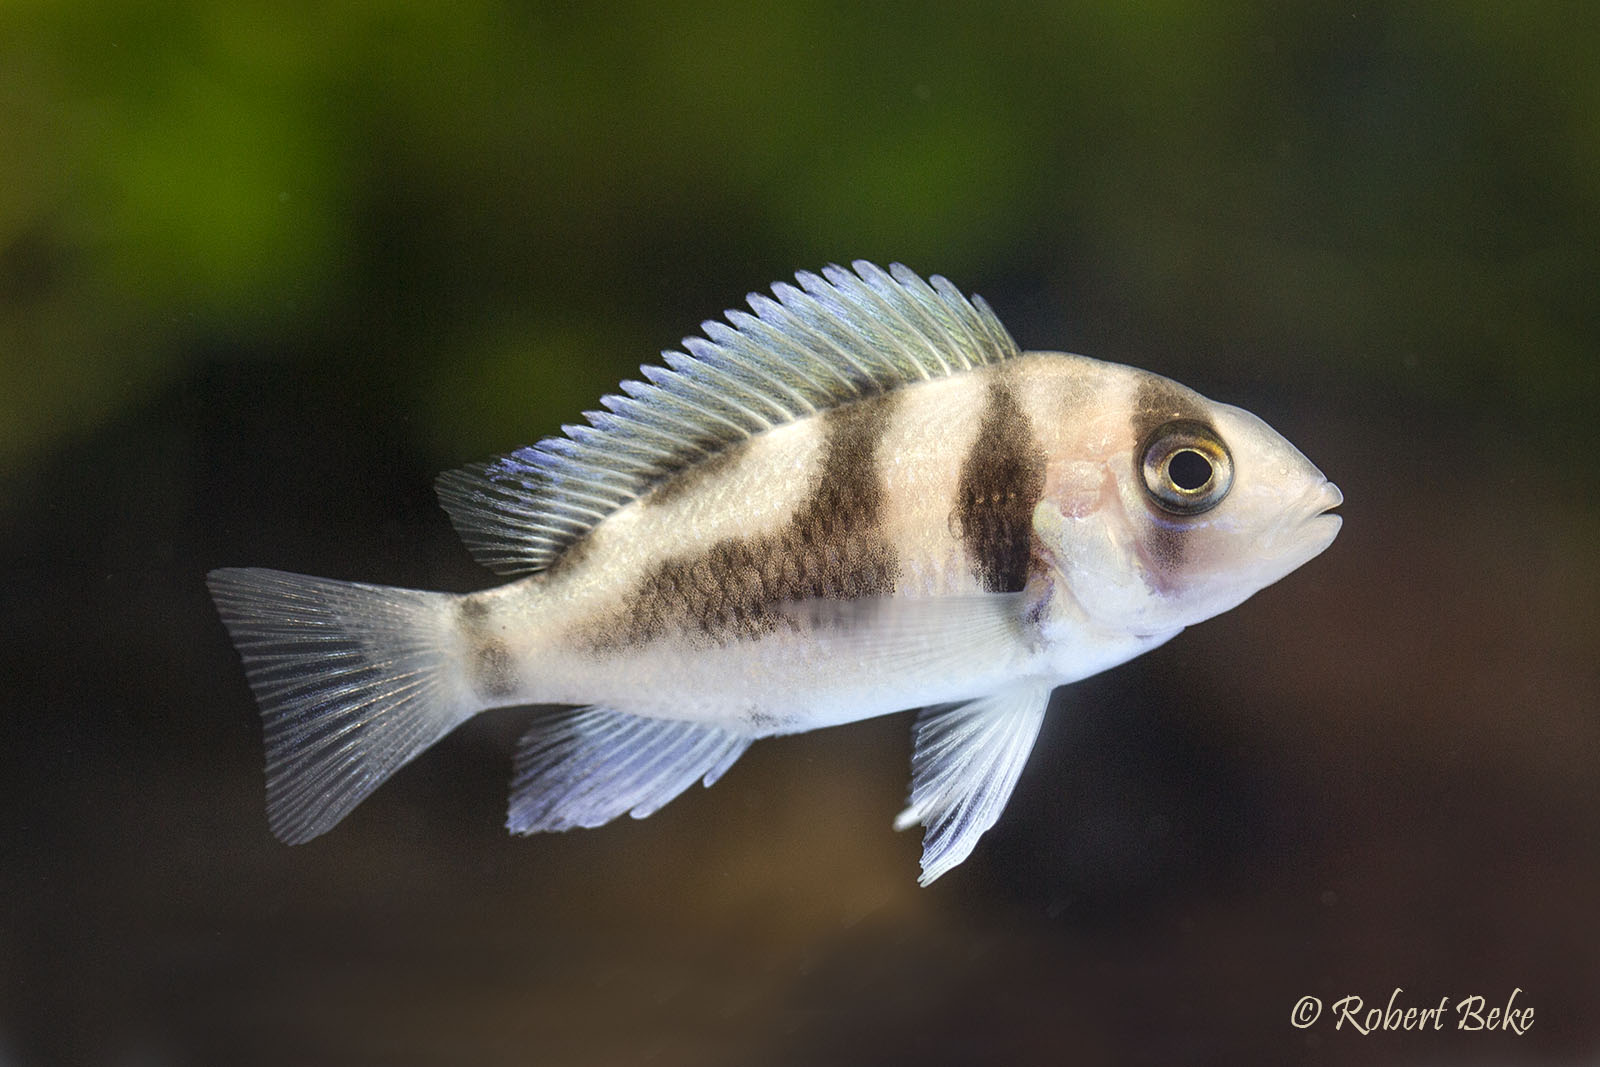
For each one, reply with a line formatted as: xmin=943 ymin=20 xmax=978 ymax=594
xmin=3 ymin=2 xmax=1597 ymax=1064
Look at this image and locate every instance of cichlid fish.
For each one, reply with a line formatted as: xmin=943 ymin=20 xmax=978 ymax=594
xmin=208 ymin=262 xmax=1342 ymax=884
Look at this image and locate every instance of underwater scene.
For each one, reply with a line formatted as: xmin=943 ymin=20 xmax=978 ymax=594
xmin=2 ymin=3 xmax=1596 ymax=1064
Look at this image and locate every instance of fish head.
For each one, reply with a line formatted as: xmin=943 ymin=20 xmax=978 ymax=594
xmin=1038 ymin=364 xmax=1342 ymax=635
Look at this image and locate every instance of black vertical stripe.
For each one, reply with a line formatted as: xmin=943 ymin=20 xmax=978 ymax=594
xmin=953 ymin=379 xmax=1047 ymax=593
xmin=595 ymin=392 xmax=901 ymax=648
xmin=1130 ymin=376 xmax=1210 ymax=447
xmin=1129 ymin=376 xmax=1214 ymax=570
xmin=459 ymin=595 xmax=518 ymax=698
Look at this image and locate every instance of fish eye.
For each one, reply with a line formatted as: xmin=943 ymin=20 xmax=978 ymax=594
xmin=1140 ymin=420 xmax=1233 ymax=515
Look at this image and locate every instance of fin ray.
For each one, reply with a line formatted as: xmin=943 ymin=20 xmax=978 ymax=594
xmin=206 ymin=568 xmax=471 ymax=844
xmin=896 ymin=681 xmax=1054 ymax=886
xmin=780 ymin=593 xmax=1033 ymax=679
xmin=438 ymin=262 xmax=1020 ymax=575
xmin=507 ymin=707 xmax=752 ymax=833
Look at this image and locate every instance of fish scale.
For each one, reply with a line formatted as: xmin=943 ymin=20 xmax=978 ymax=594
xmin=208 ymin=261 xmax=1342 ymax=884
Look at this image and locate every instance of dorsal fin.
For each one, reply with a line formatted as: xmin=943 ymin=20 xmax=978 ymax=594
xmin=435 ymin=261 xmax=1021 ymax=576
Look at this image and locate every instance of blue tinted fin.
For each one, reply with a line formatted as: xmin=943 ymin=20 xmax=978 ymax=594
xmin=506 ymin=706 xmax=752 ymax=833
xmin=895 ymin=680 xmax=1054 ymax=885
xmin=435 ymin=262 xmax=1020 ymax=575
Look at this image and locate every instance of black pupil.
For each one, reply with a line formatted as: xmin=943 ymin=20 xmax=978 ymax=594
xmin=1168 ymin=449 xmax=1213 ymax=491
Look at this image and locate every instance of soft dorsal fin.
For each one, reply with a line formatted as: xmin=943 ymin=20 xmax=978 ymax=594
xmin=435 ymin=261 xmax=1021 ymax=575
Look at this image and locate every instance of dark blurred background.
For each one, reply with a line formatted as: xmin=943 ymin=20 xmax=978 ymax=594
xmin=3 ymin=2 xmax=1597 ymax=1064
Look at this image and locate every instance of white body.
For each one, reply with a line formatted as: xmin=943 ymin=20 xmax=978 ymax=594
xmin=209 ymin=263 xmax=1341 ymax=884
xmin=465 ymin=357 xmax=1175 ymax=731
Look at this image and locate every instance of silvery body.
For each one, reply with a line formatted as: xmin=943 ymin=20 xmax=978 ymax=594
xmin=209 ymin=263 xmax=1342 ymax=884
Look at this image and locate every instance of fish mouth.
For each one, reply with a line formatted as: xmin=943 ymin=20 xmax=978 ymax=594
xmin=1258 ymin=479 xmax=1343 ymax=562
xmin=1312 ymin=479 xmax=1337 ymax=521
xmin=1300 ymin=479 xmax=1344 ymax=546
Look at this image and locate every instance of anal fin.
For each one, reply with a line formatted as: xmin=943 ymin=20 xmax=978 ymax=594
xmin=507 ymin=706 xmax=752 ymax=833
xmin=895 ymin=680 xmax=1054 ymax=885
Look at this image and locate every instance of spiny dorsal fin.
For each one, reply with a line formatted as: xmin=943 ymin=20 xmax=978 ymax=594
xmin=435 ymin=261 xmax=1021 ymax=576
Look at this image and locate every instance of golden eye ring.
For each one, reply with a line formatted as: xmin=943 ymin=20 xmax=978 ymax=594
xmin=1140 ymin=420 xmax=1233 ymax=515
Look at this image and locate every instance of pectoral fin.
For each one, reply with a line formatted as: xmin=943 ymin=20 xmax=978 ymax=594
xmin=895 ymin=680 xmax=1054 ymax=885
xmin=781 ymin=592 xmax=1034 ymax=678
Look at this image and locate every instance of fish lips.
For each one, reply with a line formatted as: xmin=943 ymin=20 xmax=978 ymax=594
xmin=1264 ymin=478 xmax=1344 ymax=566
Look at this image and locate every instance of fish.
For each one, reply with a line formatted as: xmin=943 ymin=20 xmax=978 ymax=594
xmin=207 ymin=261 xmax=1342 ymax=885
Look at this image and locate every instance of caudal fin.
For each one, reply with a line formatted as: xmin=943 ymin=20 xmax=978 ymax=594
xmin=206 ymin=567 xmax=472 ymax=844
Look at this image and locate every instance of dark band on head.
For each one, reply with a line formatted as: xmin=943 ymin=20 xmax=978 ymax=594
xmin=1131 ymin=376 xmax=1211 ymax=448
xmin=1130 ymin=376 xmax=1215 ymax=571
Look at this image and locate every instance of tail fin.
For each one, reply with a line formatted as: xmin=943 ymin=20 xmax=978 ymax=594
xmin=205 ymin=567 xmax=473 ymax=844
